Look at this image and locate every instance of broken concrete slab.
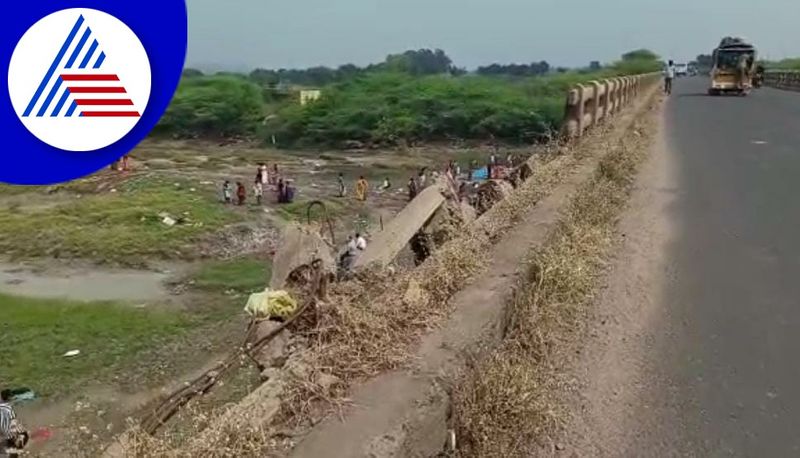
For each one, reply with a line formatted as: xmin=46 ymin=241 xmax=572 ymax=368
xmin=184 ymin=375 xmax=285 ymax=453
xmin=354 ymin=185 xmax=446 ymax=270
xmin=270 ymin=224 xmax=336 ymax=290
xmin=251 ymin=320 xmax=291 ymax=371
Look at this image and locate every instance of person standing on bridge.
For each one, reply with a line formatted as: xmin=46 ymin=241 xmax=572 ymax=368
xmin=663 ymin=60 xmax=675 ymax=95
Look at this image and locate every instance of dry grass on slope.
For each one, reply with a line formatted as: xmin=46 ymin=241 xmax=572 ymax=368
xmin=276 ymin=143 xmax=578 ymax=429
xmin=452 ymin=97 xmax=660 ymax=457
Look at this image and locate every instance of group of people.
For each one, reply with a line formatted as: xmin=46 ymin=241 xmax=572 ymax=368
xmin=221 ymin=153 xmax=511 ymax=210
xmin=336 ymin=174 xmax=392 ymax=202
xmin=222 ymin=163 xmax=295 ymax=206
xmin=406 ymin=154 xmax=515 ymax=202
xmin=109 ymin=155 xmax=130 ymax=173
xmin=338 ymin=232 xmax=368 ymax=272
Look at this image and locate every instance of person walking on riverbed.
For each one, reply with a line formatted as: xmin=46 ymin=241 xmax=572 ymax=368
xmin=337 ymin=172 xmax=346 ymax=197
xmin=355 ymin=176 xmax=369 ymax=201
xmin=236 ymin=182 xmax=246 ymax=206
xmin=408 ymin=176 xmax=418 ymax=201
xmin=253 ymin=180 xmax=263 ymax=205
xmin=222 ymin=181 xmax=232 ymax=204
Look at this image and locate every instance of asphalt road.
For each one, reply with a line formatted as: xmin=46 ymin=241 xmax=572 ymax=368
xmin=659 ymin=76 xmax=800 ymax=456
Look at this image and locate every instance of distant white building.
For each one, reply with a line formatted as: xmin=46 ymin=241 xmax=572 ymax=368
xmin=300 ymin=90 xmax=322 ymax=105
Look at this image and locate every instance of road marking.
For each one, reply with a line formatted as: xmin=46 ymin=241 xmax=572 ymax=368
xmin=751 ymin=140 xmax=768 ymax=145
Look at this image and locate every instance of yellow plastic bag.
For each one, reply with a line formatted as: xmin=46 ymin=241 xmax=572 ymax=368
xmin=244 ymin=288 xmax=298 ymax=319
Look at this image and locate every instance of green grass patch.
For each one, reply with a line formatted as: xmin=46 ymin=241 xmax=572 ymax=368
xmin=274 ymin=199 xmax=345 ymax=222
xmin=0 ymin=294 xmax=195 ymax=395
xmin=0 ymin=178 xmax=241 ymax=264
xmin=192 ymin=258 xmax=270 ymax=293
xmin=0 ymin=184 xmax=44 ymax=195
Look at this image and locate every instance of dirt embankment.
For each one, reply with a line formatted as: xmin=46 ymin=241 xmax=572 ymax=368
xmin=451 ymin=91 xmax=663 ymax=456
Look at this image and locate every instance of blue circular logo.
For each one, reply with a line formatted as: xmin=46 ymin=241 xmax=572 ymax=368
xmin=2 ymin=1 xmax=187 ymax=184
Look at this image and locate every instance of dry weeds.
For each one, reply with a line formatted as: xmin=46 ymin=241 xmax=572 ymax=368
xmin=451 ymin=95 xmax=660 ymax=457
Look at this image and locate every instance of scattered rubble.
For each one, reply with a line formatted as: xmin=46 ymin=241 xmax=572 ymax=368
xmin=475 ymin=179 xmax=514 ymax=215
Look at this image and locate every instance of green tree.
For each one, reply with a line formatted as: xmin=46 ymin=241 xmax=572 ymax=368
xmin=155 ymin=76 xmax=264 ymax=138
xmin=622 ymin=49 xmax=659 ymax=61
xmin=612 ymin=49 xmax=661 ymax=74
xmin=383 ymin=49 xmax=454 ymax=75
xmin=249 ymin=68 xmax=280 ymax=86
xmin=181 ymin=68 xmax=204 ymax=78
xmin=696 ymin=54 xmax=713 ymax=67
xmin=264 ymin=72 xmax=586 ymax=148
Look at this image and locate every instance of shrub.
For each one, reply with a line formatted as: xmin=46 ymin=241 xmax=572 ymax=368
xmin=266 ymin=72 xmax=585 ymax=147
xmin=767 ymin=58 xmax=800 ymax=70
xmin=155 ymin=76 xmax=264 ymax=138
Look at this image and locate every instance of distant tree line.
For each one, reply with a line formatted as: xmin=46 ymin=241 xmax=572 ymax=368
xmin=183 ymin=49 xmax=465 ymax=89
xmin=164 ymin=47 xmax=662 ymax=142
xmin=763 ymin=58 xmax=800 ymax=70
xmin=476 ymin=61 xmax=550 ymax=76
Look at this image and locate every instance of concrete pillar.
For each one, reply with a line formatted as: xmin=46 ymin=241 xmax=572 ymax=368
xmin=564 ymin=88 xmax=580 ymax=137
xmin=576 ymin=85 xmax=587 ymax=136
xmin=590 ymin=81 xmax=601 ymax=128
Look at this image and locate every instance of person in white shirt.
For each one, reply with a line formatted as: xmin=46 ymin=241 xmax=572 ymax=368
xmin=355 ymin=233 xmax=367 ymax=251
xmin=339 ymin=236 xmax=358 ymax=272
xmin=253 ymin=180 xmax=263 ymax=205
xmin=664 ymin=60 xmax=675 ymax=95
xmin=259 ymin=164 xmax=268 ymax=186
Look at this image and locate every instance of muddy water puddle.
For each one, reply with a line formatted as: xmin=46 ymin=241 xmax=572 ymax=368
xmin=0 ymin=262 xmax=175 ymax=303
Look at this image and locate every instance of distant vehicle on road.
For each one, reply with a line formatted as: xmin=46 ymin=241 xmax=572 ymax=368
xmin=674 ymin=63 xmax=688 ymax=77
xmin=709 ymin=37 xmax=756 ymax=96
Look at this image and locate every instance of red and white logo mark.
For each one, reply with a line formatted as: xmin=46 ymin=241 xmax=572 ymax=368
xmin=8 ymin=8 xmax=151 ymax=151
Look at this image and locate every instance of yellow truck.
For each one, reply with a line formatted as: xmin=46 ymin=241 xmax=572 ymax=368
xmin=709 ymin=37 xmax=756 ymax=96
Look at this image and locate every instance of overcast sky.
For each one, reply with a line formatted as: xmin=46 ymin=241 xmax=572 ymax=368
xmin=186 ymin=0 xmax=799 ymax=71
